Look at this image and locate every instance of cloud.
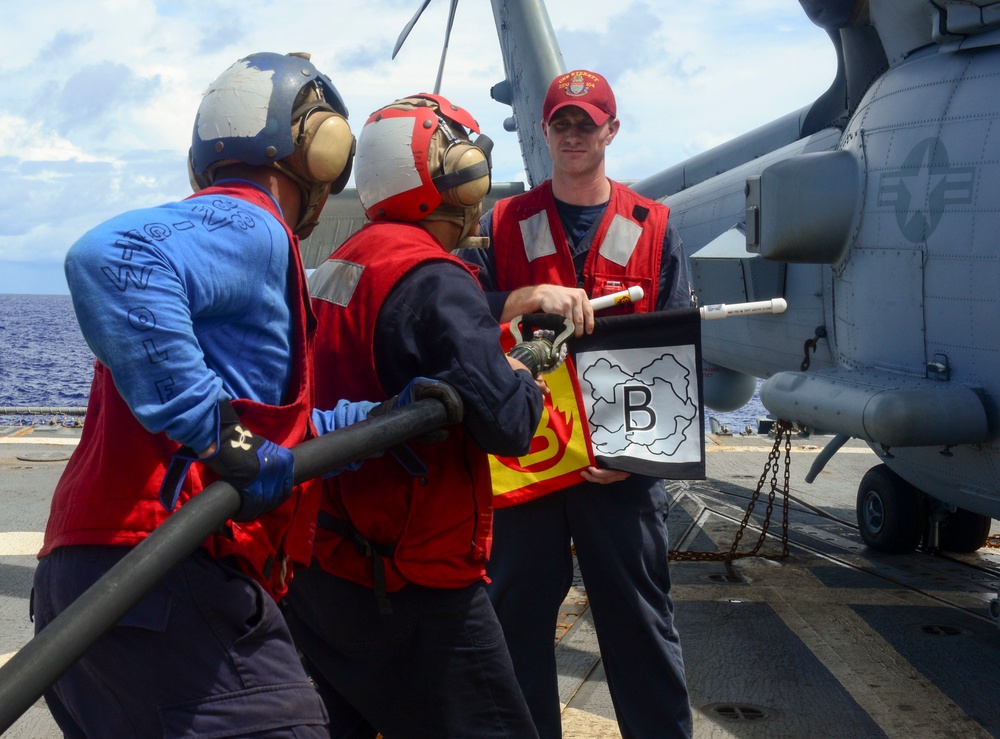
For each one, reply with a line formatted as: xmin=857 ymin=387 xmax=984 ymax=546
xmin=0 ymin=115 xmax=101 ymax=163
xmin=0 ymin=0 xmax=838 ymax=294
xmin=340 ymin=41 xmax=398 ymax=71
xmin=557 ymin=3 xmax=666 ymax=81
xmin=51 ymin=62 xmax=161 ymax=139
xmin=35 ymin=30 xmax=91 ymax=67
xmin=0 ymin=111 xmax=186 ymax=270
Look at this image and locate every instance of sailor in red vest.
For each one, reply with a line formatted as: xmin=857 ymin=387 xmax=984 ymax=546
xmin=282 ymin=94 xmax=546 ymax=738
xmin=32 ymin=52 xmax=370 ymax=737
xmin=458 ymin=70 xmax=695 ymax=738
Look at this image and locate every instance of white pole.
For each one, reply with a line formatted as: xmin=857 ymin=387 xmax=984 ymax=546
xmin=699 ymin=298 xmax=787 ymax=320
xmin=590 ymin=288 xmax=787 ymax=320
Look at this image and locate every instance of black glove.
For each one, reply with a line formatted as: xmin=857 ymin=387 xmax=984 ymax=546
xmin=370 ymin=377 xmax=463 ymax=429
xmin=159 ymin=400 xmax=294 ymax=522
xmin=367 ymin=378 xmax=464 ymax=474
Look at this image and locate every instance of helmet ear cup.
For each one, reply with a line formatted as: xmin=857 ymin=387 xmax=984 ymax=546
xmin=273 ymin=106 xmax=356 ymax=236
xmin=433 ymin=133 xmax=492 ymax=208
xmin=300 ymin=111 xmax=355 ymax=182
xmin=294 ymin=109 xmax=355 ymax=183
xmin=438 ymin=143 xmax=491 ymax=207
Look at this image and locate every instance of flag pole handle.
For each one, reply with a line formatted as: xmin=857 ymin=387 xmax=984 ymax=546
xmin=589 ymin=286 xmax=644 ymax=311
xmin=0 ymin=397 xmax=454 ymax=734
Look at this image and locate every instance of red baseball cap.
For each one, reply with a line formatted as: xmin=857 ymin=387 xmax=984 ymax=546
xmin=542 ymin=70 xmax=617 ymax=126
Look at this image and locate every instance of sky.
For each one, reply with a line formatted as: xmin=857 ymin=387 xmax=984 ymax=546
xmin=0 ymin=0 xmax=837 ymax=295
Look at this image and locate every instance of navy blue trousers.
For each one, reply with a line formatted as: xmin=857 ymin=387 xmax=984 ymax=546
xmin=32 ymin=546 xmax=329 ymax=738
xmin=283 ymin=562 xmax=538 ymax=739
xmin=486 ymin=478 xmax=693 ymax=739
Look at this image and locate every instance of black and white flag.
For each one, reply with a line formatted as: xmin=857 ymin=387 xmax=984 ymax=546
xmin=571 ymin=309 xmax=705 ymax=479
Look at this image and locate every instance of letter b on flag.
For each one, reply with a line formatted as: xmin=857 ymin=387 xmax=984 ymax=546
xmin=624 ymin=385 xmax=656 ymax=431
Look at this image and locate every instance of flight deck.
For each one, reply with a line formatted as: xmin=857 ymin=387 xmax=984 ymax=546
xmin=2 ymin=426 xmax=999 ymax=737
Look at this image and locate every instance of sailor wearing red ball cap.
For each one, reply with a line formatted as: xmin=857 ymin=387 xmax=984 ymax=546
xmin=458 ymin=68 xmax=695 ymax=738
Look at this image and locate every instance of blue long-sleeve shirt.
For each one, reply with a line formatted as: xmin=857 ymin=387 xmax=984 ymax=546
xmin=65 ymin=181 xmax=294 ymax=453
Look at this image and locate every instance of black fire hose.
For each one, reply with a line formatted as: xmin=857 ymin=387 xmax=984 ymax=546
xmin=0 ymin=397 xmax=456 ymax=733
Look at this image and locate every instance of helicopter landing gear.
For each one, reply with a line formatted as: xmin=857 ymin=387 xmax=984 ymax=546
xmin=856 ymin=464 xmax=924 ymax=554
xmin=934 ymin=506 xmax=992 ymax=553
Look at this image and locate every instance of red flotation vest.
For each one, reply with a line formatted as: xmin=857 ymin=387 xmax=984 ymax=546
xmin=490 ymin=179 xmax=666 ymax=314
xmin=310 ymin=222 xmax=493 ymax=591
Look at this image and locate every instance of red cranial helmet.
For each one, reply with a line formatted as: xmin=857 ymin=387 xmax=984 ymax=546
xmin=354 ymin=93 xmax=492 ymax=223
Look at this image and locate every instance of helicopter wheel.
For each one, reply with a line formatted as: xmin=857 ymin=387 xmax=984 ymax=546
xmin=938 ymin=507 xmax=993 ymax=553
xmin=856 ymin=464 xmax=924 ymax=553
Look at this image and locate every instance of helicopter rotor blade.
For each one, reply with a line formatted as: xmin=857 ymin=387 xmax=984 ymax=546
xmin=433 ymin=0 xmax=460 ymax=94
xmin=392 ymin=0 xmax=433 ymax=59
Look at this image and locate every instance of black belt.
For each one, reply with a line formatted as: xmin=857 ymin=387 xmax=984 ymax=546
xmin=316 ymin=510 xmax=395 ymax=615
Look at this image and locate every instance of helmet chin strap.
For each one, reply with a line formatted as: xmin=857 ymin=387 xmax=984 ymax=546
xmin=271 ymin=161 xmax=332 ymax=238
xmin=423 ymin=201 xmax=483 ymax=249
xmin=457 ymin=235 xmax=490 ymax=250
xmin=455 ymin=203 xmax=487 ymax=249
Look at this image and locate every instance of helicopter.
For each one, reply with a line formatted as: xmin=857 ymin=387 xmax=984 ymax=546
xmin=630 ymin=0 xmax=1000 ymax=558
xmin=308 ymin=0 xmax=1000 ymax=559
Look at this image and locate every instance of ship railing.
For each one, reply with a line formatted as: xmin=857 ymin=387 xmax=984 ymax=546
xmin=0 ymin=407 xmax=87 ymax=427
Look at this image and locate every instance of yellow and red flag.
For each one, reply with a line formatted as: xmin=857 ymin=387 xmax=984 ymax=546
xmin=490 ymin=325 xmax=596 ymax=508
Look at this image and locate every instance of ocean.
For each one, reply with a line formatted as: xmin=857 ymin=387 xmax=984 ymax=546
xmin=0 ymin=293 xmax=767 ymax=430
xmin=0 ymin=294 xmax=93 ymax=416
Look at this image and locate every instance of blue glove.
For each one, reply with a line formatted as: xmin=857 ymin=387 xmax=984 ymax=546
xmin=159 ymin=400 xmax=294 ymax=522
xmin=311 ymin=400 xmax=379 ymax=477
xmin=311 ymin=399 xmax=377 ymax=435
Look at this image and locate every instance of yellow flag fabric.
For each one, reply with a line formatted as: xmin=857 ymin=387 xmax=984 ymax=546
xmin=490 ymin=324 xmax=595 ymax=508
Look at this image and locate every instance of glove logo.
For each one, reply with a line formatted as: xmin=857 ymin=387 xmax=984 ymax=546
xmin=231 ymin=425 xmax=254 ymax=451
